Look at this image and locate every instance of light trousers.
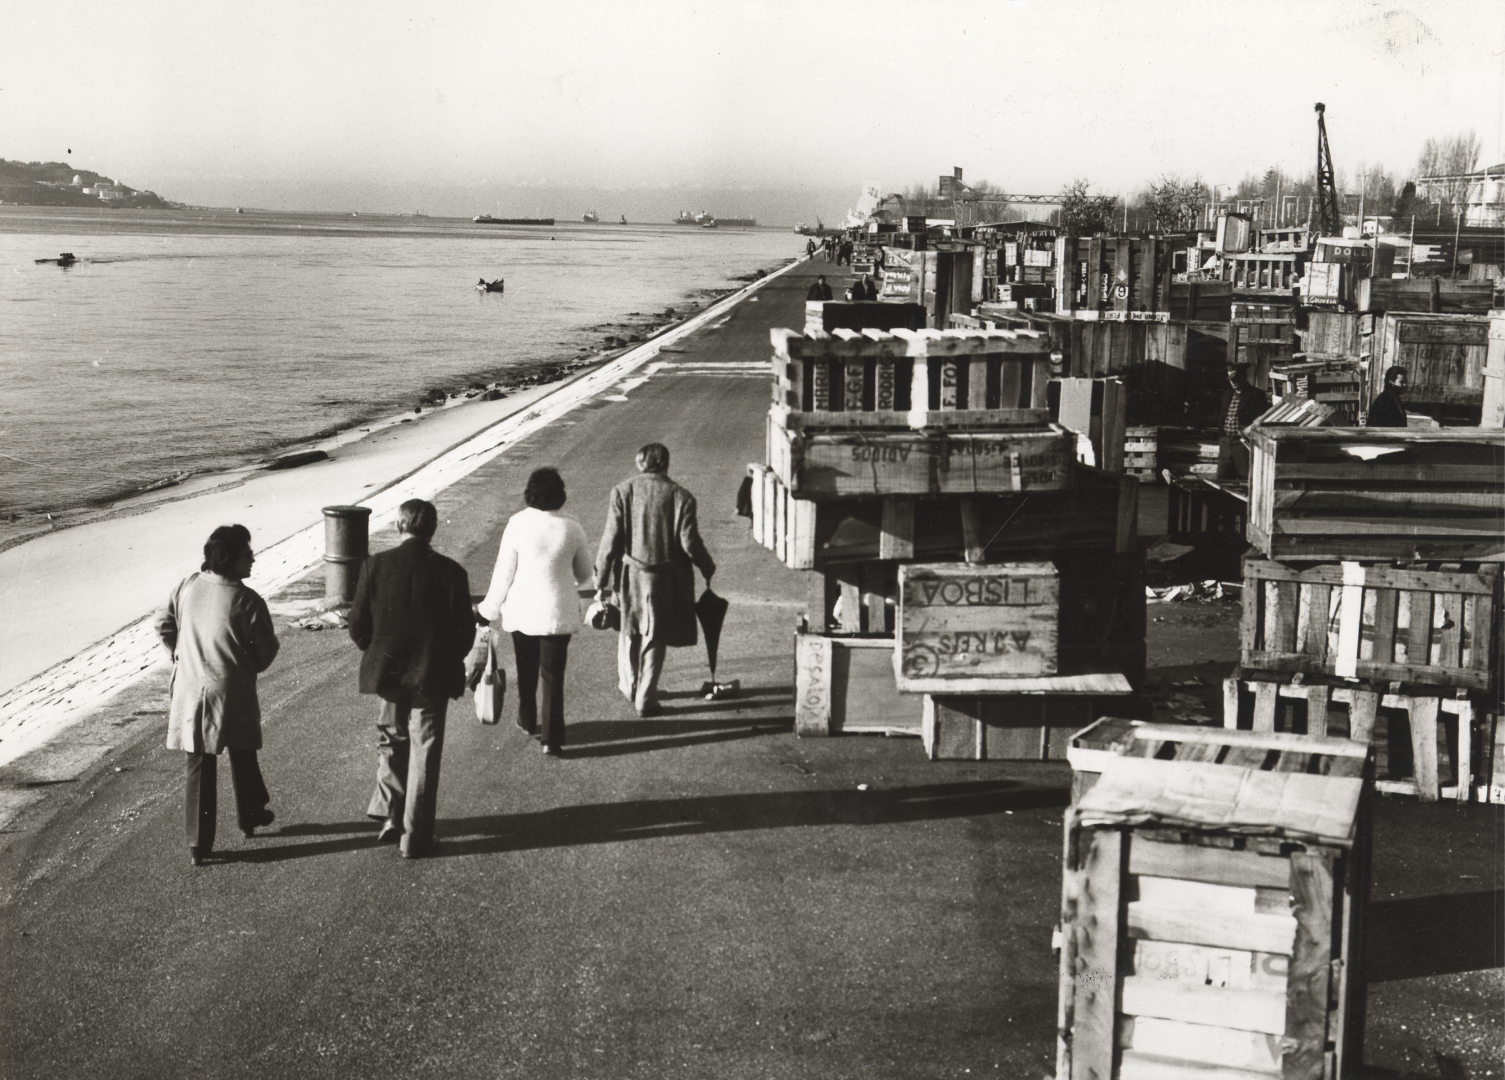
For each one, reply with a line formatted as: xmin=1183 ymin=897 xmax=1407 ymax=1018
xmin=367 ymin=688 xmax=447 ymax=845
xmin=618 ymin=630 xmax=667 ymax=711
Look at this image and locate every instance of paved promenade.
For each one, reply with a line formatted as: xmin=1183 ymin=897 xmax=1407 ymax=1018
xmin=0 ymin=258 xmax=1498 ymax=1078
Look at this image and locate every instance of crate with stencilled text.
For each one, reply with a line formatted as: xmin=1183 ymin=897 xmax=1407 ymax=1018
xmin=1246 ymin=427 xmax=1505 ymax=563
xmin=1058 ymin=719 xmax=1372 ymax=1080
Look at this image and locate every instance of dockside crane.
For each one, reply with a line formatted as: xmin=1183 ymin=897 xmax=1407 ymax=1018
xmin=1314 ymin=103 xmax=1342 ymax=236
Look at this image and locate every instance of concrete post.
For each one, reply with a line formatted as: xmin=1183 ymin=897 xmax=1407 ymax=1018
xmin=322 ymin=505 xmax=372 ymax=603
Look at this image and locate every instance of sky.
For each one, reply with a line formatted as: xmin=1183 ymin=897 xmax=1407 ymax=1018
xmin=3 ymin=0 xmax=1503 ymax=222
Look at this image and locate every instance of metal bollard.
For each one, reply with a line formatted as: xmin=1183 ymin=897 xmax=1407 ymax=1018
xmin=322 ymin=505 xmax=372 ymax=603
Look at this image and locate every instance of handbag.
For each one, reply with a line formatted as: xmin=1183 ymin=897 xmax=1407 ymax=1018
xmin=585 ymin=598 xmax=620 ymax=631
xmin=474 ymin=634 xmax=506 ymax=724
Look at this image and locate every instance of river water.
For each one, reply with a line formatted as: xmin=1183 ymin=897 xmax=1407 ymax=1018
xmin=0 ymin=207 xmax=796 ymax=515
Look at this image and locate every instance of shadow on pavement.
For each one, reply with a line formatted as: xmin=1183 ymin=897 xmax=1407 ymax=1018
xmin=562 ymin=720 xmax=792 ymax=757
xmin=1364 ymin=889 xmax=1505 ymax=982
xmin=222 ymin=780 xmax=1067 ymax=863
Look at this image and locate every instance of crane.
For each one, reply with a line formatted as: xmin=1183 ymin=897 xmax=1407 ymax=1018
xmin=1314 ymin=103 xmax=1341 ymax=237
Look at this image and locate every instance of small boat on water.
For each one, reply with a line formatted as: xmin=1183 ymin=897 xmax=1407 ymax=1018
xmin=620 ymin=214 xmax=627 ymax=224
xmin=582 ymin=210 xmax=599 ymax=223
xmin=475 ymin=215 xmax=555 ymax=226
xmin=35 ymin=252 xmax=78 ymax=266
xmin=700 ymin=219 xmax=718 ymax=229
xmin=476 ymin=277 xmax=505 ymax=293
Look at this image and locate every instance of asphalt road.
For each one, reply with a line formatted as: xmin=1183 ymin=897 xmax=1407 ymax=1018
xmin=1 ymin=257 xmax=1499 ymax=1079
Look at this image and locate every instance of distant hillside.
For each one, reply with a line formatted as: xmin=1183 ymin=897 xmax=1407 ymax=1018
xmin=0 ymin=159 xmax=172 ymax=209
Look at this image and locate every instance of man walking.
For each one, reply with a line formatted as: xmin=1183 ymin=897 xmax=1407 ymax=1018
xmin=348 ymin=499 xmax=476 ymax=858
xmin=595 ymin=443 xmax=716 ymax=718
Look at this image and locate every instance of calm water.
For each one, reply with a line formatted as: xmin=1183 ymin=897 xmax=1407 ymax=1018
xmin=0 ymin=207 xmax=796 ymax=514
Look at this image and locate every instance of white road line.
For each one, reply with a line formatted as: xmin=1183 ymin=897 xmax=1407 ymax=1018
xmin=0 ymin=260 xmax=803 ymax=770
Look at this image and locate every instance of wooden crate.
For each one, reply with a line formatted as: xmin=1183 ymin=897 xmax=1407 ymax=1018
xmin=1246 ymin=428 xmax=1505 ymax=562
xmin=895 ymin=562 xmax=1060 ymax=688
xmin=1358 ymin=278 xmax=1495 ymax=316
xmin=1215 ymin=252 xmax=1303 ymax=294
xmin=922 ymin=695 xmax=1120 ymax=762
xmin=1369 ymin=312 xmax=1491 ymax=418
xmin=1485 ymin=312 xmax=1505 ymax=428
xmin=747 ymin=463 xmax=816 ymax=570
xmin=768 ymin=421 xmax=1075 ymax=499
xmin=1058 ymin=723 xmax=1372 ymax=1080
xmin=1166 ymin=476 xmax=1247 ymax=538
xmin=813 ymin=301 xmax=927 ymax=335
xmin=1054 ymin=236 xmax=1177 ymax=315
xmin=1271 ymin=360 xmax=1363 ymax=427
xmin=1124 ymin=427 xmax=1158 ymax=484
xmin=793 ymin=633 xmax=923 ymax=737
xmin=1056 ymin=377 xmax=1126 ymax=474
xmin=1239 ymin=559 xmax=1499 ymax=693
xmin=1222 ymin=676 xmax=1493 ymax=803
xmin=770 ymin=326 xmax=1053 ymax=432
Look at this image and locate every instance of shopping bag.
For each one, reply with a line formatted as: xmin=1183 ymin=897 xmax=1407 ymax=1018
xmin=474 ymin=634 xmax=506 ymax=724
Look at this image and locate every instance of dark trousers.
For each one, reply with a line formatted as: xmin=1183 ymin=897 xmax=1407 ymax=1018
xmin=185 ymin=750 xmax=270 ymax=853
xmin=367 ymin=688 xmax=447 ymax=845
xmin=512 ymin=632 xmax=570 ymax=750
xmin=1217 ymin=435 xmax=1251 ymax=481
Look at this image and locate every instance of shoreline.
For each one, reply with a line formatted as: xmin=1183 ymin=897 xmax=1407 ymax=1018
xmin=0 ymin=254 xmax=807 ymax=767
xmin=0 ymin=264 xmax=784 ymax=551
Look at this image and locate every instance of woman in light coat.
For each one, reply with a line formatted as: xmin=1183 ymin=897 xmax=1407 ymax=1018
xmin=153 ymin=524 xmax=279 ymax=866
xmin=477 ymin=468 xmax=593 ymax=756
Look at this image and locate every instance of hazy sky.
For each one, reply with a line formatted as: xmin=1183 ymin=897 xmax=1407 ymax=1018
xmin=4 ymin=0 xmax=1503 ymax=216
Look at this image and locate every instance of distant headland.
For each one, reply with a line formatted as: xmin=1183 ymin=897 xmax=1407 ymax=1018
xmin=0 ymin=159 xmax=173 ymax=209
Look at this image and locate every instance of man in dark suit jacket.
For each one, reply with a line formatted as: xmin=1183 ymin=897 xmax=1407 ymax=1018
xmin=348 ymin=498 xmax=475 ymax=858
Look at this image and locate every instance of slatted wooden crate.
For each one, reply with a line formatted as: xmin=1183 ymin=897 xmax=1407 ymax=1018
xmin=1369 ymin=312 xmax=1491 ymax=420
xmin=1222 ymin=675 xmax=1494 ymax=804
xmin=1215 ymin=252 xmax=1303 ymax=294
xmin=769 ymin=326 xmax=1053 ymax=432
xmin=922 ymin=694 xmax=1124 ymax=761
xmin=1238 ymin=559 xmax=1499 ymax=693
xmin=1166 ymin=476 xmax=1247 ymax=538
xmin=1246 ymin=428 xmax=1505 ymax=562
xmin=1157 ymin=427 xmax=1220 ymax=478
xmin=1270 ymin=361 xmax=1363 ymax=426
xmin=793 ymin=633 xmax=923 ymax=737
xmin=1058 ymin=721 xmax=1371 ymax=1080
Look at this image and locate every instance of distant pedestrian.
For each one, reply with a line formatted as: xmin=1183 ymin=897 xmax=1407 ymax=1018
xmin=805 ymin=238 xmax=816 ymax=258
xmin=476 ymin=468 xmax=593 ymax=756
xmin=823 ymin=236 xmax=834 ymax=262
xmin=348 ymin=499 xmax=476 ymax=858
xmin=595 ymin=443 xmax=717 ymax=718
xmin=1216 ymin=363 xmax=1269 ymax=481
xmin=153 ymin=524 xmax=279 ymax=867
xmin=1366 ymin=366 xmax=1409 ymax=427
xmin=858 ymin=274 xmax=878 ymax=300
xmin=806 ymin=275 xmax=833 ymax=301
xmin=839 ymin=239 xmax=854 ymax=266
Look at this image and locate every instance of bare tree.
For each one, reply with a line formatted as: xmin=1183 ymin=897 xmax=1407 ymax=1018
xmin=1056 ymin=178 xmax=1119 ymax=235
xmin=1416 ymin=131 xmax=1482 ymax=210
xmin=1143 ymin=175 xmax=1207 ymax=231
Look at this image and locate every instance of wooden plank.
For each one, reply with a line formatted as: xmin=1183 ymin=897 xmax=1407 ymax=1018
xmin=1283 ymin=851 xmax=1334 ymax=1080
xmin=1455 ymin=700 xmax=1474 ymax=805
xmin=1129 ymin=836 xmax=1289 ymax=888
xmin=787 ymin=496 xmax=816 ymax=570
xmin=1306 ymin=685 xmax=1331 ymax=738
xmin=1252 ymin=682 xmax=1278 ymax=733
xmin=1067 ymin=827 xmax=1125 ymax=1080
xmin=1437 ymin=591 xmax=1463 ymax=670
xmin=1348 ymin=690 xmax=1379 ymax=742
xmin=861 ymin=562 xmax=887 ymax=634
xmin=1334 ymin=581 xmax=1364 ymax=679
xmin=1119 ymin=978 xmax=1287 ymax=1036
xmin=1122 ymin=1018 xmax=1284 ymax=1071
xmin=1242 ymin=652 xmax=1492 ymax=691
xmin=966 ymin=357 xmax=988 ymax=411
xmin=837 ymin=578 xmax=863 ymax=634
xmin=1134 ymin=722 xmax=1370 ymax=759
xmin=1371 ymin=588 xmax=1399 ymax=666
xmin=794 ymin=634 xmax=834 ymax=737
xmin=1270 ymin=583 xmax=1297 ymax=655
xmin=1224 ymin=676 xmax=1241 ymax=729
xmin=1118 ymin=1049 xmax=1283 ymax=1080
xmin=842 ymin=359 xmax=864 ymax=411
xmin=1404 ymin=591 xmax=1433 ymax=667
xmin=1127 ymin=902 xmax=1297 ymax=956
xmin=997 ymin=355 xmax=1023 ymax=410
xmin=957 ymin=498 xmax=985 ymax=564
xmin=878 ymin=496 xmax=914 ymax=560
xmin=1409 ymin=696 xmax=1441 ymax=802
xmin=1469 ymin=590 xmax=1496 ymax=670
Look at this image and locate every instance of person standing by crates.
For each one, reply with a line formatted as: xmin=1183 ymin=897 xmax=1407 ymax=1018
xmin=1217 ymin=362 xmax=1268 ymax=481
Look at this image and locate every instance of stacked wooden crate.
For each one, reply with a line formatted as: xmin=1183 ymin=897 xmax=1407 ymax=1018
xmin=754 ymin=324 xmax=1144 ymax=755
xmin=1057 ymin=719 xmax=1371 ymax=1080
xmin=1236 ymin=425 xmax=1505 ymax=802
xmin=1231 ymin=302 xmax=1298 ymax=387
xmin=1122 ymin=427 xmax=1157 ymax=483
xmin=1367 ymin=312 xmax=1491 ymax=425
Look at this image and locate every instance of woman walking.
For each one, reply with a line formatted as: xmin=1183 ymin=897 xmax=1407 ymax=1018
xmin=153 ymin=524 xmax=280 ymax=866
xmin=477 ymin=468 xmax=593 ymax=756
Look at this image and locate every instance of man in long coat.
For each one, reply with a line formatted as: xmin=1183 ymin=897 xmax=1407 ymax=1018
xmin=348 ymin=498 xmax=476 ymax=857
xmin=595 ymin=443 xmax=716 ymax=717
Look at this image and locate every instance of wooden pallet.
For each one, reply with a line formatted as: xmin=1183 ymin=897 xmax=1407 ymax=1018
xmin=1059 ymin=720 xmax=1370 ymax=1080
xmin=1223 ymin=675 xmax=1497 ymax=804
xmin=1239 ymin=559 xmax=1499 ymax=693
xmin=1246 ymin=427 xmax=1505 ymax=562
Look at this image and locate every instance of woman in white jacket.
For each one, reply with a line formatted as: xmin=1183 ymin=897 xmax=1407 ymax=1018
xmin=477 ymin=468 xmax=593 ymax=755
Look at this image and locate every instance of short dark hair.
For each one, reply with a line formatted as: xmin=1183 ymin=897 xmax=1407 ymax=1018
xmin=396 ymin=499 xmax=438 ymax=538
xmin=1229 ymin=362 xmax=1252 ymax=378
xmin=636 ymin=443 xmax=670 ymax=474
xmin=202 ymin=524 xmax=252 ymax=576
xmin=524 ymin=467 xmax=566 ymax=511
xmin=1385 ymin=365 xmax=1407 ymax=386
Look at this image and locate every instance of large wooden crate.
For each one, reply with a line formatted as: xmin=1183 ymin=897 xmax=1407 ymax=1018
xmin=1369 ymin=312 xmax=1491 ymax=419
xmin=1054 ymin=236 xmax=1178 ymax=315
xmin=769 ymin=326 xmax=1053 ymax=432
xmin=1246 ymin=427 xmax=1505 ymax=562
xmin=1239 ymin=559 xmax=1500 ymax=693
xmin=895 ymin=562 xmax=1059 ymax=689
xmin=767 ymin=419 xmax=1074 ymax=499
xmin=1058 ymin=722 xmax=1372 ymax=1080
xmin=922 ymin=694 xmax=1125 ymax=761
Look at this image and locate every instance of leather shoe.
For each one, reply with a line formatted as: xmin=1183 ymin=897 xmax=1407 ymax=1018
xmin=399 ymin=836 xmax=437 ymax=859
xmin=635 ymin=701 xmax=661 ymax=719
xmin=376 ymin=820 xmax=402 ymax=844
xmin=541 ymin=743 xmax=562 ymax=757
xmin=189 ymin=847 xmax=206 ymax=867
xmin=241 ymin=807 xmax=276 ymax=838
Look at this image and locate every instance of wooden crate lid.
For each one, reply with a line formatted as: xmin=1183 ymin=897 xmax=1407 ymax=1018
xmin=1075 ymin=754 xmax=1364 ymax=845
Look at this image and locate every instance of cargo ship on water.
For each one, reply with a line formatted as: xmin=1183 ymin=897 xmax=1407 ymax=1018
xmin=673 ymin=210 xmax=756 ymax=227
xmin=474 ymin=215 xmax=555 ymax=226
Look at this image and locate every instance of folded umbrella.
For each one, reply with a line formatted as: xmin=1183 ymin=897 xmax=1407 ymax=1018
xmin=694 ymin=588 xmax=730 ymax=680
